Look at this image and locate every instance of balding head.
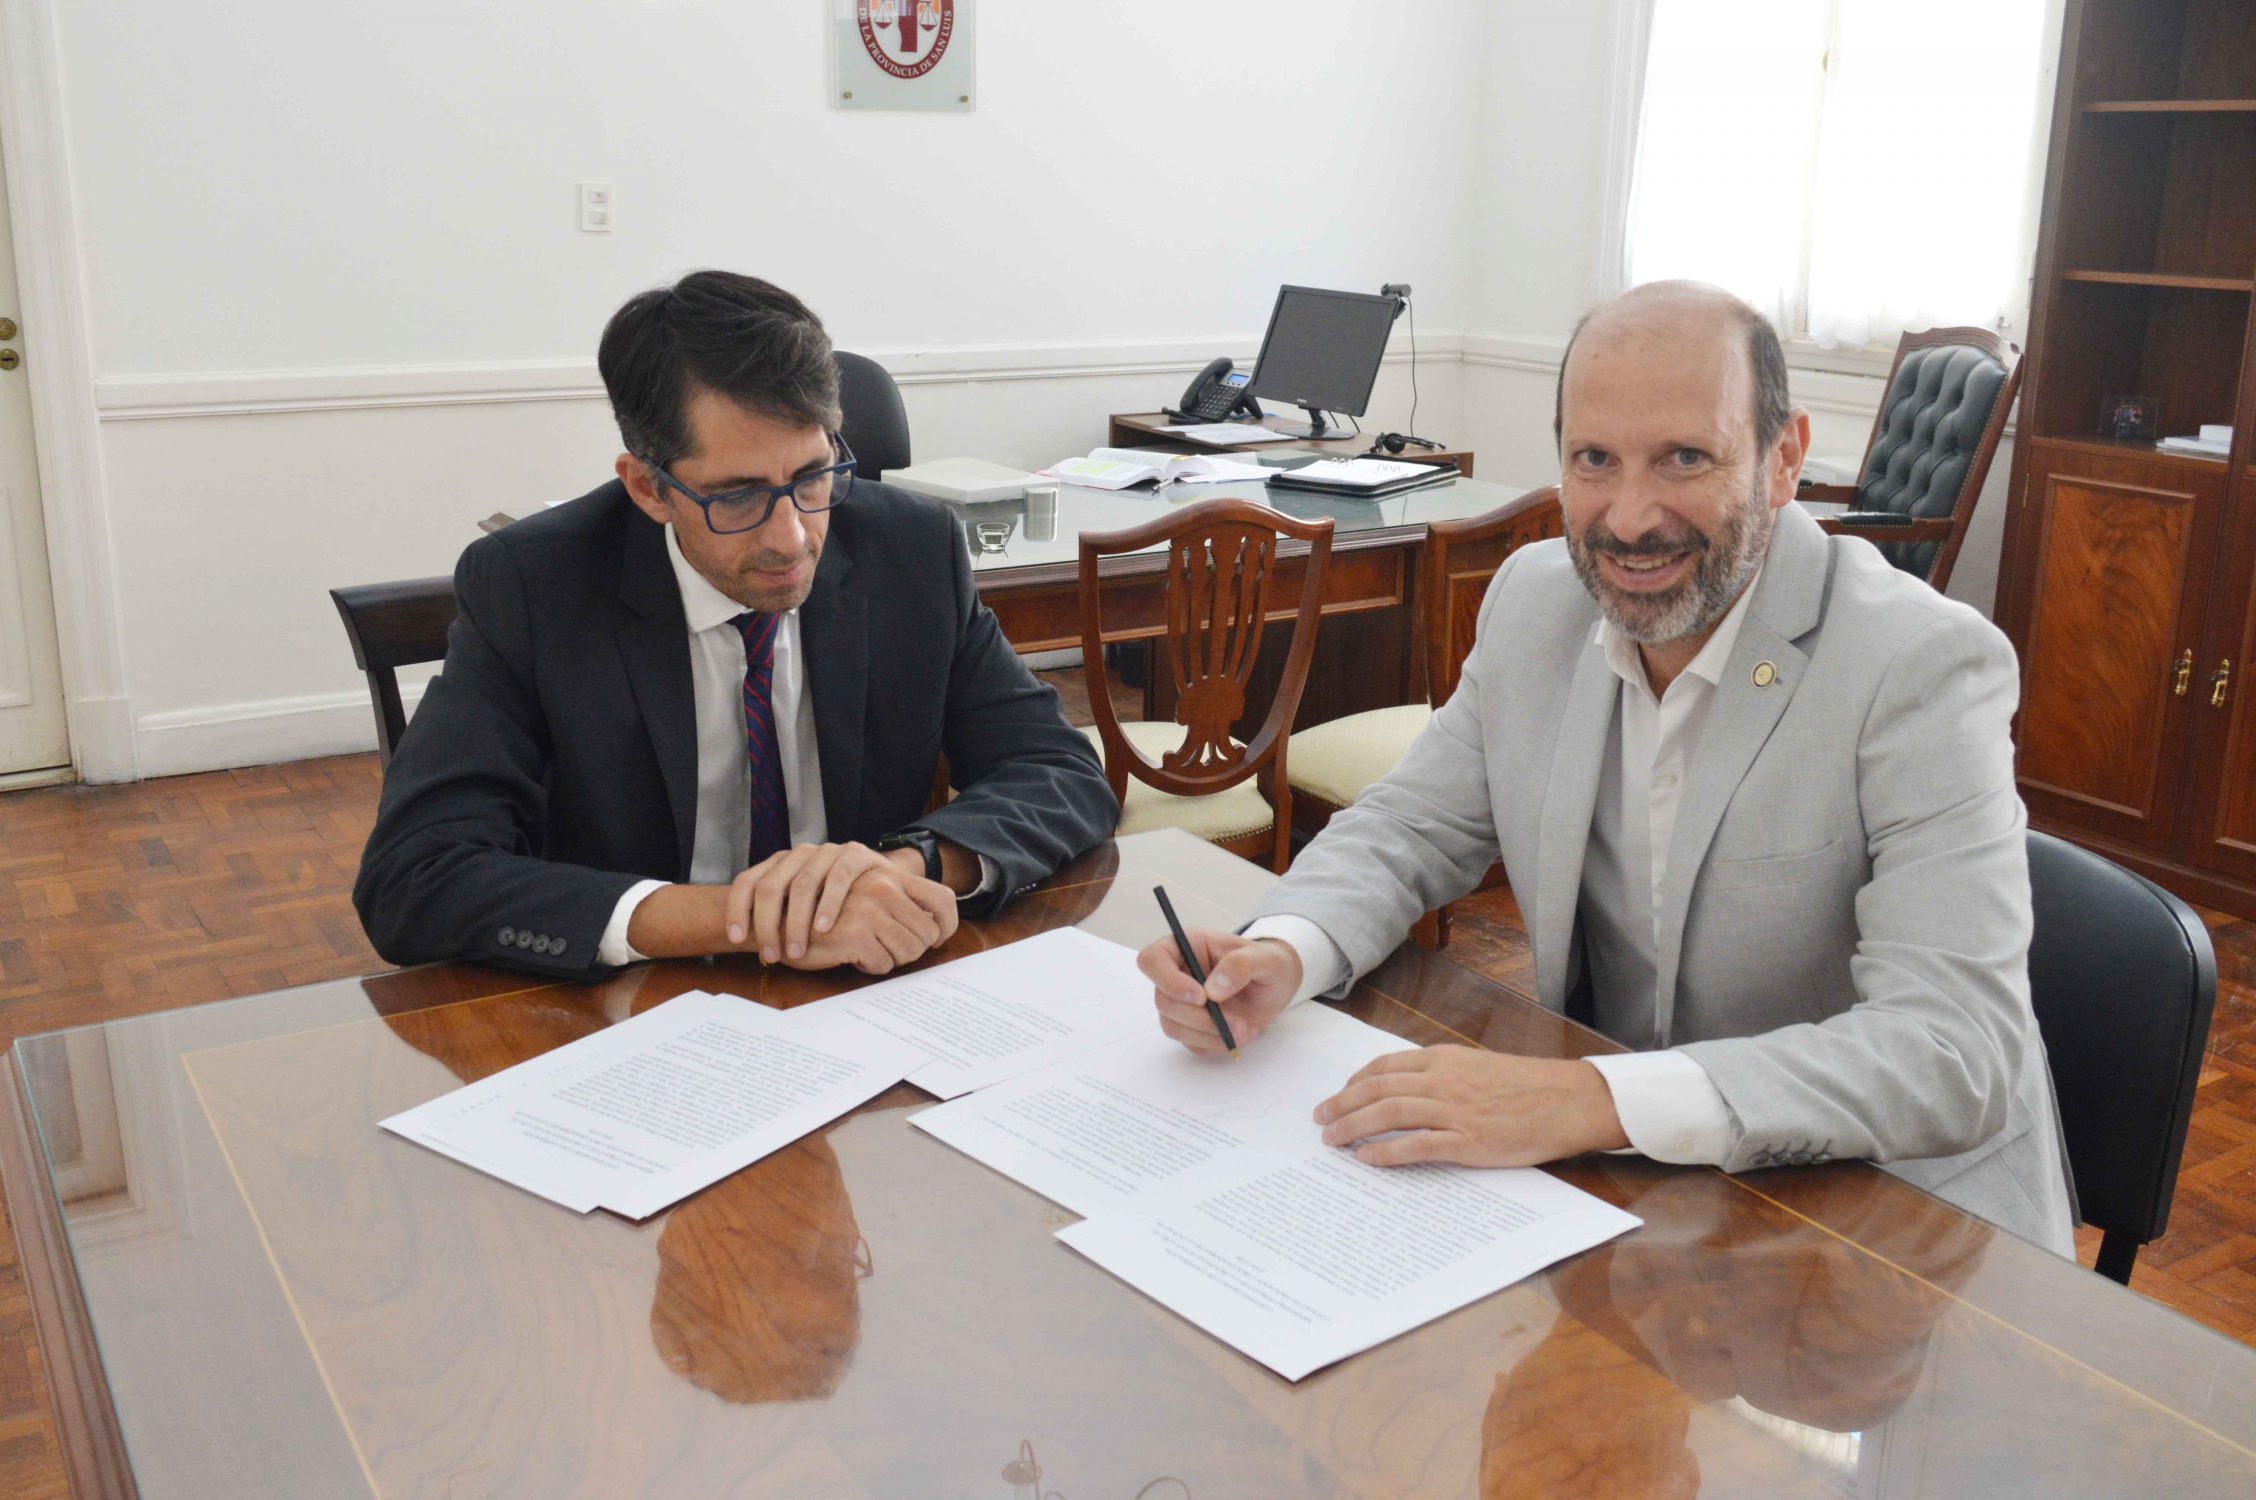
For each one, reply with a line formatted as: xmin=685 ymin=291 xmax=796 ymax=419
xmin=1549 ymin=279 xmax=1809 ymax=664
xmin=1554 ymin=281 xmax=1792 ymax=455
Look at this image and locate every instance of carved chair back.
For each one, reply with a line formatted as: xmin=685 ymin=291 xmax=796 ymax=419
xmin=1422 ymin=485 xmax=1564 ymax=706
xmin=1077 ymin=498 xmax=1334 ymax=871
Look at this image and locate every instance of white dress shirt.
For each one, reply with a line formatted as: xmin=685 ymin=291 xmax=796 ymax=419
xmin=597 ymin=523 xmax=988 ymax=966
xmin=1246 ymin=567 xmax=1765 ymax=1166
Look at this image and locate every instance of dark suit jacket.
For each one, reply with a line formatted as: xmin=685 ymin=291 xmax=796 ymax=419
xmin=353 ymin=479 xmax=1117 ymax=977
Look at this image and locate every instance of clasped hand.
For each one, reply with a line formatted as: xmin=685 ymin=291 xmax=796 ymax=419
xmin=1139 ymin=926 xmax=1627 ymax=1167
xmin=725 ymin=841 xmax=957 ymax=974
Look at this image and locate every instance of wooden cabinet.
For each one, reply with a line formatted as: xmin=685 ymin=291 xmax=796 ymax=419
xmin=1997 ymin=0 xmax=2256 ymax=916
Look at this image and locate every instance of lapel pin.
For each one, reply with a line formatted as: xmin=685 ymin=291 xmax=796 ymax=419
xmin=1752 ymin=661 xmax=1778 ymax=688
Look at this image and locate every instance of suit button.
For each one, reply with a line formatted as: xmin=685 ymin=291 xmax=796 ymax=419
xmin=1750 ymin=1150 xmax=1771 ymax=1167
xmin=498 ymin=926 xmax=517 ymax=946
xmin=515 ymin=930 xmax=534 ymax=949
xmin=552 ymin=937 xmax=568 ymax=956
xmin=531 ymin=936 xmax=551 ymax=955
xmin=1788 ymin=1151 xmax=1811 ymax=1166
xmin=1810 ymin=1152 xmax=1831 ymax=1164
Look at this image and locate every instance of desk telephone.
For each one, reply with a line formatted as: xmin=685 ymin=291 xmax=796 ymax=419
xmin=1171 ymin=358 xmax=1263 ymax=424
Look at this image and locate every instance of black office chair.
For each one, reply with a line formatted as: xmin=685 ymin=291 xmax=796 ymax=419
xmin=330 ymin=578 xmax=456 ymax=765
xmin=2025 ymin=830 xmax=2216 ymax=1284
xmin=835 ymin=350 xmax=910 ymax=481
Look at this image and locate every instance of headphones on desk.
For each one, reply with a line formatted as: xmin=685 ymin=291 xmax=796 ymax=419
xmin=1370 ymin=432 xmax=1443 ymax=455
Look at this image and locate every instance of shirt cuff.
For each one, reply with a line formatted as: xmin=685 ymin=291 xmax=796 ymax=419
xmin=1584 ymin=1049 xmax=1734 ymax=1165
xmin=1241 ymin=915 xmax=1352 ymax=1007
xmin=598 ymin=879 xmax=668 ymax=968
xmin=963 ymin=852 xmax=1000 ymax=905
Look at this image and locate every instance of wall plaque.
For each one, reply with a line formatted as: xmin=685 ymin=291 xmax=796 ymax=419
xmin=833 ymin=0 xmax=975 ymax=112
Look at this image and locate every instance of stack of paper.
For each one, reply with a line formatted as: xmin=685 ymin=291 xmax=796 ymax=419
xmin=381 ymin=991 xmax=920 ymax=1219
xmin=914 ymin=1004 xmax=1641 ymax=1380
xmin=1163 ymin=422 xmax=1289 ymax=447
xmin=2157 ymin=424 xmax=2233 ymax=458
xmin=380 ymin=928 xmax=1152 ymax=1217
xmin=1041 ymin=448 xmax=1274 ymax=490
xmin=382 ymin=925 xmax=1640 ymax=1383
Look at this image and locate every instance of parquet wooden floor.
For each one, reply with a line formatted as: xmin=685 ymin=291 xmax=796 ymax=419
xmin=0 ymin=667 xmax=2250 ymax=1495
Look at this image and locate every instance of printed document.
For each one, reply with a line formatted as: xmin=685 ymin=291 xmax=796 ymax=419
xmin=1057 ymin=1143 xmax=1640 ymax=1381
xmin=916 ymin=1002 xmax=1639 ymax=1381
xmin=828 ymin=926 xmax=1155 ymax=1099
xmin=381 ymin=991 xmax=919 ymax=1219
xmin=910 ymin=1001 xmax=1416 ymax=1215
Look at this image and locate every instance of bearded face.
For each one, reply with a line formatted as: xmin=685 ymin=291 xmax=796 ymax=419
xmin=1568 ymin=459 xmax=1774 ymax=646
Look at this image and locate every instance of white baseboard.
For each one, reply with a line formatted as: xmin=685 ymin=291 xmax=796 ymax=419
xmin=132 ymin=684 xmax=421 ymax=779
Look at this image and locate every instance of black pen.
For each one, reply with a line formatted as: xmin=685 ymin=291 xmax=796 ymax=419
xmin=1153 ymin=885 xmax=1239 ymax=1059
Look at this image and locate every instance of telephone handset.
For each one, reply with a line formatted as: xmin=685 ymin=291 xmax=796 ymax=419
xmin=1171 ymin=357 xmax=1263 ymax=424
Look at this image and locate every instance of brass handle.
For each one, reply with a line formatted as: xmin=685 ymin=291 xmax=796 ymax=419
xmin=2173 ymin=649 xmax=2194 ymax=697
xmin=2212 ymin=659 xmax=2232 ymax=709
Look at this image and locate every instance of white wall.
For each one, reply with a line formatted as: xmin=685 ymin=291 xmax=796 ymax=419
xmin=34 ymin=0 xmax=2027 ymax=777
xmin=47 ymin=0 xmax=1486 ymax=776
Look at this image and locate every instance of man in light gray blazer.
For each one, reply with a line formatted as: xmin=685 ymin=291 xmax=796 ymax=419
xmin=1142 ymin=281 xmax=2075 ymax=1254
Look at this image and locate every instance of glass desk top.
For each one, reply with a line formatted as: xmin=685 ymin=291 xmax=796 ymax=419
xmin=951 ymin=465 xmax=1537 ymax=575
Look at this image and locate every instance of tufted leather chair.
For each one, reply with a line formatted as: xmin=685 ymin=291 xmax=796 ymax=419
xmin=834 ymin=350 xmax=911 ymax=481
xmin=1798 ymin=327 xmax=2020 ymax=593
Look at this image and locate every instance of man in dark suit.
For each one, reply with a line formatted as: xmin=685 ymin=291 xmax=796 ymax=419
xmin=355 ymin=271 xmax=1116 ymax=978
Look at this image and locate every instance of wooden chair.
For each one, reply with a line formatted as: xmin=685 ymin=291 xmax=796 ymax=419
xmin=329 ymin=577 xmax=457 ymax=765
xmin=1286 ymin=485 xmax=1564 ymax=943
xmin=1797 ymin=326 xmax=2021 ymax=593
xmin=1077 ymin=498 xmax=1333 ymax=873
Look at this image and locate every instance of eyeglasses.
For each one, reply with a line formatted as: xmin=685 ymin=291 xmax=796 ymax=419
xmin=646 ymin=434 xmax=856 ymax=536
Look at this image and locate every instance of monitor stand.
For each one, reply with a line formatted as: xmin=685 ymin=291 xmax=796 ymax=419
xmin=1262 ymin=404 xmax=1334 ymax=439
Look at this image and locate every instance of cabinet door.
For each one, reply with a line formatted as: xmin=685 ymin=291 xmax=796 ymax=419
xmin=2013 ymin=446 xmax=2225 ymax=852
xmin=2187 ymin=450 xmax=2256 ymax=879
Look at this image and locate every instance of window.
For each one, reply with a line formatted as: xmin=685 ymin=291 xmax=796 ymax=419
xmin=1622 ymin=0 xmax=2054 ymax=352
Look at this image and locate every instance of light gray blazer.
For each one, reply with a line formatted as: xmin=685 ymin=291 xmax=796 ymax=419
xmin=1255 ymin=503 xmax=2075 ymax=1254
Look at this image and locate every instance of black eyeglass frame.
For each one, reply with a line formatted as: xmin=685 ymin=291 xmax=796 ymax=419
xmin=644 ymin=434 xmax=857 ymax=536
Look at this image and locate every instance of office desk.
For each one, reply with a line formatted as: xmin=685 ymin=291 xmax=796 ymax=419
xmin=1107 ymin=410 xmax=1476 ymax=478
xmin=4 ymin=829 xmax=2252 ymax=1498
xmin=964 ymin=471 xmax=1545 ymax=728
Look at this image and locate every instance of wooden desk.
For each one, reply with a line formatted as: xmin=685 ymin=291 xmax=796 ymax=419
xmin=1108 ymin=410 xmax=1476 ymax=478
xmin=964 ymin=473 xmax=1550 ymax=730
xmin=4 ymin=830 xmax=2252 ymax=1498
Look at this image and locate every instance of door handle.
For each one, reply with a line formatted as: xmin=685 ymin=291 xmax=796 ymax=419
xmin=2173 ymin=649 xmax=2194 ymax=697
xmin=2212 ymin=659 xmax=2232 ymax=709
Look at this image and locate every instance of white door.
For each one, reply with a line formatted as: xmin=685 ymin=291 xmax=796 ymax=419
xmin=0 ymin=139 xmax=69 ymax=776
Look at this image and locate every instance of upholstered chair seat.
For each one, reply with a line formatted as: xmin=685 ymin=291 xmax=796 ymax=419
xmin=1081 ymin=722 xmax=1275 ymax=843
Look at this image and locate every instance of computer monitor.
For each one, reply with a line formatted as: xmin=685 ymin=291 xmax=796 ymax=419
xmin=1246 ymin=285 xmax=1399 ymax=438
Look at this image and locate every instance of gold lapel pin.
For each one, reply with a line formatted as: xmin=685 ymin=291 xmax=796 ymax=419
xmin=1752 ymin=661 xmax=1778 ymax=688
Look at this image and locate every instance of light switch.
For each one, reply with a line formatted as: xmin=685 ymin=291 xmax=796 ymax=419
xmin=579 ymin=180 xmax=614 ymax=233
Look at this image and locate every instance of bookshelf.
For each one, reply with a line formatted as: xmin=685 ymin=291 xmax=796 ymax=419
xmin=1997 ymin=0 xmax=2256 ymax=915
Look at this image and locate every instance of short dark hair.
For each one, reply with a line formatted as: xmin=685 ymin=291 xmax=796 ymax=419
xmin=598 ymin=270 xmax=843 ymax=469
xmin=1552 ymin=296 xmax=1793 ymax=455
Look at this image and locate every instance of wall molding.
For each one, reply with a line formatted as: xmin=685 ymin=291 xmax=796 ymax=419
xmin=94 ymin=331 xmax=1471 ymax=421
xmin=0 ymin=0 xmax=138 ymax=780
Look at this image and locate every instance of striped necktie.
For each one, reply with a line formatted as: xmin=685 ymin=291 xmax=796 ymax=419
xmin=735 ymin=611 xmax=791 ymax=868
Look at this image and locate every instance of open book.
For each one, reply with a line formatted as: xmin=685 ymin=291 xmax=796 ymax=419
xmin=1040 ymin=448 xmax=1273 ymax=490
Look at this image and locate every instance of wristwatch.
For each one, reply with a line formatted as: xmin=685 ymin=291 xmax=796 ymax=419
xmin=877 ymin=828 xmax=943 ymax=884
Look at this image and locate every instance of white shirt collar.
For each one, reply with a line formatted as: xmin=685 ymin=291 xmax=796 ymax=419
xmin=664 ymin=521 xmax=789 ymax=635
xmin=1592 ymin=562 xmax=1766 ymax=697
